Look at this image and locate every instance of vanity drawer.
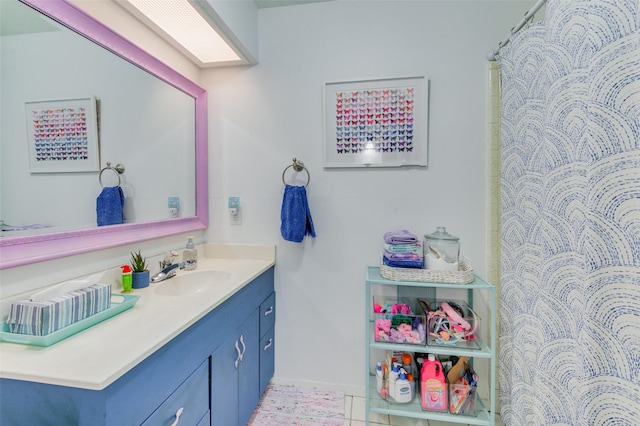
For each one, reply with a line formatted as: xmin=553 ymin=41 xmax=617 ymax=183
xmin=142 ymin=360 xmax=209 ymax=426
xmin=259 ymin=292 xmax=276 ymax=338
xmin=259 ymin=327 xmax=275 ymax=395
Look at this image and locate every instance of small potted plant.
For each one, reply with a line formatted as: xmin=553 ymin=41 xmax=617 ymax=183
xmin=130 ymin=250 xmax=150 ymax=289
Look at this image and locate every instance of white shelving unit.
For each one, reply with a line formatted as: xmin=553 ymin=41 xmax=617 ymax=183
xmin=365 ymin=266 xmax=497 ymax=425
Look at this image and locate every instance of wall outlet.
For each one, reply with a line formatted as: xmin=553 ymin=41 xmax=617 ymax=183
xmin=228 ymin=197 xmax=241 ymax=225
xmin=168 ymin=196 xmax=180 ymax=218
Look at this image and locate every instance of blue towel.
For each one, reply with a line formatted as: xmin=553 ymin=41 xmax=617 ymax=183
xmin=96 ymin=186 xmax=125 ymax=226
xmin=281 ymin=184 xmax=316 ymax=242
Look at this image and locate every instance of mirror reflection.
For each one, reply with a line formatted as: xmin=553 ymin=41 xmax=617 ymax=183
xmin=1 ymin=0 xmax=196 ymax=236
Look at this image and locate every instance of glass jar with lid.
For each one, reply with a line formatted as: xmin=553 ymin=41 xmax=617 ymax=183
xmin=423 ymin=227 xmax=460 ymax=271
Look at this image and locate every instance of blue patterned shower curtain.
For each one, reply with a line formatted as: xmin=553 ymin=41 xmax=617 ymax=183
xmin=497 ymin=1 xmax=640 ymax=425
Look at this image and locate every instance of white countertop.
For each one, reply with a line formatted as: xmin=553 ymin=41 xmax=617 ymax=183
xmin=0 ymin=244 xmax=275 ymax=390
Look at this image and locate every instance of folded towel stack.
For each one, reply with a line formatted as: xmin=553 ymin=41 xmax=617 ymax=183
xmin=7 ymin=283 xmax=112 ymax=336
xmin=382 ymin=230 xmax=423 ymax=269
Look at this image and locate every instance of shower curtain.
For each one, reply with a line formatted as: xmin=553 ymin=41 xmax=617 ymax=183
xmin=497 ymin=1 xmax=640 ymax=425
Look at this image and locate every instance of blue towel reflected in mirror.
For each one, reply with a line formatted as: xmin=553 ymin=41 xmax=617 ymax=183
xmin=96 ymin=186 xmax=125 ymax=226
xmin=281 ymin=185 xmax=315 ymax=242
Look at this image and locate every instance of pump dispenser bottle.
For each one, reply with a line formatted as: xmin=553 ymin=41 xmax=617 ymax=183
xmin=183 ymin=236 xmax=198 ymax=270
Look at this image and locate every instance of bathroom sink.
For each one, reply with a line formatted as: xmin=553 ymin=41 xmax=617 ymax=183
xmin=155 ymin=270 xmax=230 ymax=296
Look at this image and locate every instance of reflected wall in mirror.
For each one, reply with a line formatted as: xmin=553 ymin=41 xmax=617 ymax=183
xmin=0 ymin=0 xmax=208 ymax=269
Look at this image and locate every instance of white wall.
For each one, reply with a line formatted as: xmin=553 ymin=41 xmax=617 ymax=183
xmin=202 ymin=0 xmax=530 ymax=395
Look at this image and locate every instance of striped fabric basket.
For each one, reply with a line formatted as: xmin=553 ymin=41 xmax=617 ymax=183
xmin=380 ymin=260 xmax=474 ymax=284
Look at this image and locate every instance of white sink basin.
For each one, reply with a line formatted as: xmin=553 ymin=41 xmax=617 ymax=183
xmin=155 ymin=270 xmax=230 ymax=296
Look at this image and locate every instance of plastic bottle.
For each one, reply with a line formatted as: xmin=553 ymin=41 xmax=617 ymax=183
xmin=395 ymin=369 xmax=414 ymax=403
xmin=183 ymin=236 xmax=198 ymax=270
xmin=120 ymin=265 xmax=132 ymax=293
xmin=376 ymin=362 xmax=384 ymax=395
xmin=407 ymin=373 xmax=416 ymax=400
xmin=402 ymin=353 xmax=414 ymax=377
xmin=389 ymin=363 xmax=400 ymax=400
xmin=420 ymin=354 xmax=447 ymax=411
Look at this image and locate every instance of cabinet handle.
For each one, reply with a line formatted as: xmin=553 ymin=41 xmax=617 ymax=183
xmin=239 ymin=334 xmax=246 ymax=362
xmin=170 ymin=407 xmax=184 ymax=426
xmin=234 ymin=340 xmax=242 ymax=368
xmin=264 ymin=306 xmax=274 ymax=316
xmin=263 ymin=338 xmax=273 ymax=351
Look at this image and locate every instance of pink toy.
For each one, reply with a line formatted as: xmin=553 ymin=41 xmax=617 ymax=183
xmin=373 ymin=303 xmax=382 ymax=314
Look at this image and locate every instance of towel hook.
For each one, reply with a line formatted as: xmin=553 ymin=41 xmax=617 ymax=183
xmin=282 ymin=158 xmax=310 ymax=188
xmin=99 ymin=161 xmax=125 ymax=188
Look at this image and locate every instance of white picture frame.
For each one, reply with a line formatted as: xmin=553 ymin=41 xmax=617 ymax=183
xmin=25 ymin=96 xmax=100 ymax=173
xmin=323 ymin=76 xmax=428 ymax=168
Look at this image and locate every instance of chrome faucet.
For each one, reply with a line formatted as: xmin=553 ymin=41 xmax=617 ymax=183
xmin=151 ymin=251 xmax=184 ymax=283
xmin=160 ymin=251 xmax=178 ymax=269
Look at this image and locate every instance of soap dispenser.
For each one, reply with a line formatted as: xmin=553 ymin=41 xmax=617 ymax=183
xmin=183 ymin=236 xmax=198 ymax=270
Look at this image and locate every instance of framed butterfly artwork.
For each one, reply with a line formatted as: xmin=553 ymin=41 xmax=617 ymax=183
xmin=323 ymin=76 xmax=428 ymax=168
xmin=25 ymin=97 xmax=100 ymax=173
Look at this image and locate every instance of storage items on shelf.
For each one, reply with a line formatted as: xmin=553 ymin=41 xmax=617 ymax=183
xmin=379 ymin=227 xmax=476 ymax=284
xmin=382 ymin=230 xmax=423 ymax=269
xmin=420 ymin=353 xmax=448 ymax=411
xmin=374 ymin=352 xmax=417 ymax=403
xmin=449 ymin=361 xmax=478 ymax=416
xmin=426 ymin=300 xmax=481 ymax=350
xmin=423 ymin=227 xmax=460 ymax=271
xmin=373 ymin=349 xmax=478 ymax=416
xmin=365 ymin=266 xmax=496 ymax=425
xmin=373 ymin=297 xmax=426 ymax=345
xmin=372 ymin=296 xmax=482 ymax=349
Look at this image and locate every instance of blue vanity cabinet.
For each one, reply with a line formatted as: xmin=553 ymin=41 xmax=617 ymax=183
xmin=0 ymin=266 xmax=275 ymax=426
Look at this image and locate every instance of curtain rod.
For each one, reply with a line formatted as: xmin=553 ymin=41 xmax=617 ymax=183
xmin=486 ymin=0 xmax=547 ymax=61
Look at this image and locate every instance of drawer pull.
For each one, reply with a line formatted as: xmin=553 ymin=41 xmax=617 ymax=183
xmin=239 ymin=335 xmax=246 ymax=360
xmin=264 ymin=306 xmax=274 ymax=316
xmin=170 ymin=407 xmax=184 ymax=426
xmin=234 ymin=340 xmax=242 ymax=368
xmin=263 ymin=338 xmax=273 ymax=351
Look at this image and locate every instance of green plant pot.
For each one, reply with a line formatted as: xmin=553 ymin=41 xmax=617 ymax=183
xmin=132 ymin=270 xmax=150 ymax=289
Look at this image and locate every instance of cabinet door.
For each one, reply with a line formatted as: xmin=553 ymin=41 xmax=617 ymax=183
xmin=210 ymin=308 xmax=259 ymax=426
xmin=210 ymin=333 xmax=241 ymax=426
xmin=238 ymin=309 xmax=260 ymax=426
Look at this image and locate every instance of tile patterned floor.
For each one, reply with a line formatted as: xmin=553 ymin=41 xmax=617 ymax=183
xmin=342 ymin=395 xmax=505 ymax=426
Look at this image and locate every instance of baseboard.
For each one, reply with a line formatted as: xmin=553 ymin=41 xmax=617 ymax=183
xmin=269 ymin=375 xmax=365 ymax=398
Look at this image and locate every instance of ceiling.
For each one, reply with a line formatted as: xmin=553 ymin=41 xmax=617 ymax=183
xmin=254 ymin=0 xmax=333 ymax=8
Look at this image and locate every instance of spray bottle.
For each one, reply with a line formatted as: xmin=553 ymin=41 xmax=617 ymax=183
xmin=420 ymin=354 xmax=447 ymax=411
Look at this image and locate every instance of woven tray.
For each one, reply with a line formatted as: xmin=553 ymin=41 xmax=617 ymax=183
xmin=380 ymin=260 xmax=474 ymax=284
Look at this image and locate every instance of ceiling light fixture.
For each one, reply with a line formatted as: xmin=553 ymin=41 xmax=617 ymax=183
xmin=118 ymin=0 xmax=242 ymax=66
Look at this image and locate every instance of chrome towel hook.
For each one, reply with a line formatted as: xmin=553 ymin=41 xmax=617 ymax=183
xmin=99 ymin=161 xmax=125 ymax=187
xmin=282 ymin=158 xmax=310 ymax=188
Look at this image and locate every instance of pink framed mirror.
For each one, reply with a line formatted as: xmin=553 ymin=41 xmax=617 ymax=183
xmin=1 ymin=0 xmax=208 ymax=269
